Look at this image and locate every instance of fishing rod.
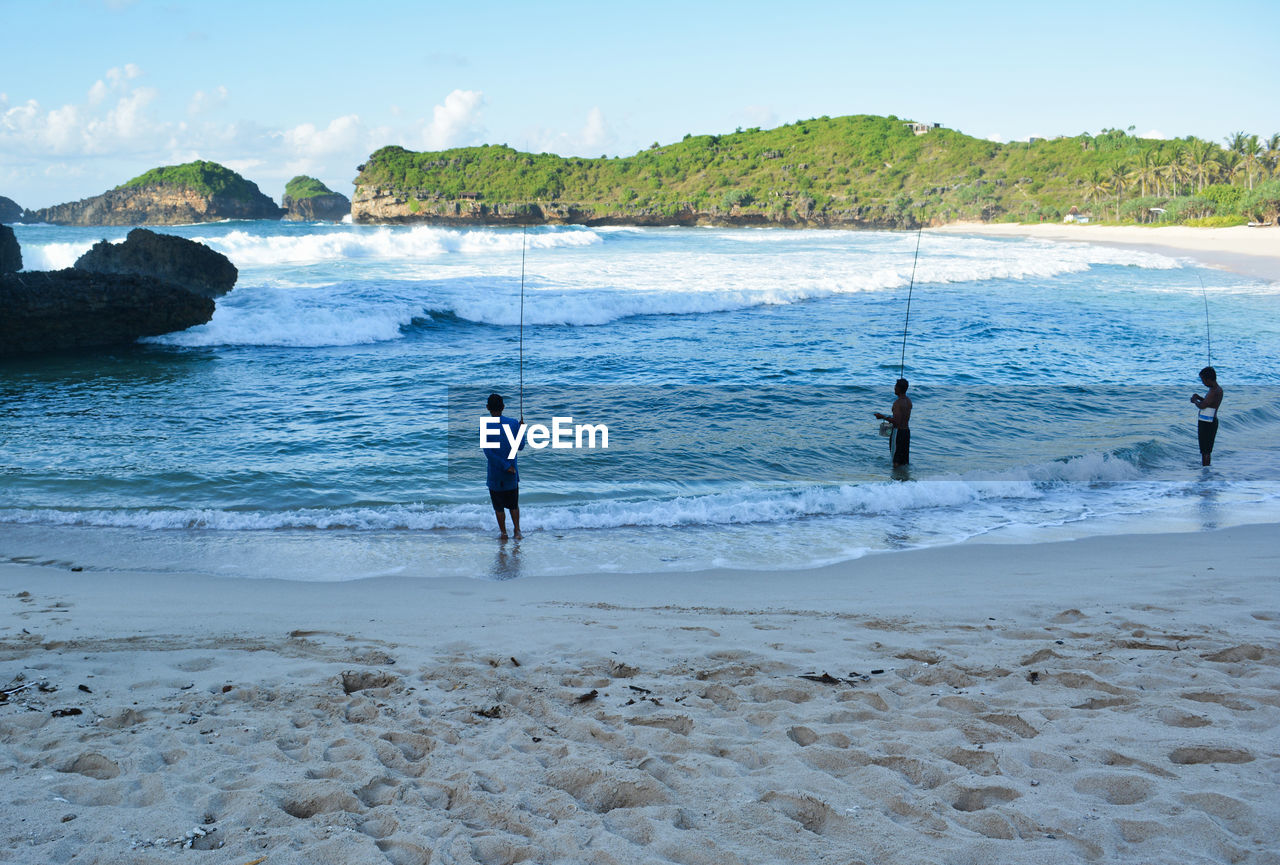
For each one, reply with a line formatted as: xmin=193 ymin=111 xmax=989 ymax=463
xmin=1198 ymin=275 xmax=1212 ymax=367
xmin=519 ymin=226 xmax=527 ymax=417
xmin=899 ymin=227 xmax=923 ymax=379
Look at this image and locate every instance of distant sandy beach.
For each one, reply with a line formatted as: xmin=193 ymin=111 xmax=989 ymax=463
xmin=932 ymin=223 xmax=1280 ymax=284
xmin=3 ymin=524 xmax=1277 ymax=864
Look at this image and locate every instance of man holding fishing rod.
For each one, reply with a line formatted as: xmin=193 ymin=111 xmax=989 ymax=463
xmin=1191 ymin=367 xmax=1223 ymax=467
xmin=482 ymin=392 xmax=525 ymax=540
xmin=875 ymin=378 xmax=912 ymax=468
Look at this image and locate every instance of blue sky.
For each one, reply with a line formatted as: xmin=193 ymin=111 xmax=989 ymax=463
xmin=2 ymin=0 xmax=1277 ymax=208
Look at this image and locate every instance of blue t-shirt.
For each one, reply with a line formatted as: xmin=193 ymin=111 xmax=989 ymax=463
xmin=482 ymin=414 xmax=524 ymax=491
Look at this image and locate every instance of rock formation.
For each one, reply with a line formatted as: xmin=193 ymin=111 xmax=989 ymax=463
xmin=0 ymin=229 xmax=236 ymax=357
xmin=282 ymin=176 xmax=351 ymax=222
xmin=75 ymin=229 xmax=237 ymax=299
xmin=0 ymin=270 xmax=215 ymax=356
xmin=0 ymin=196 xmax=23 ymax=223
xmin=27 ymin=161 xmax=283 ymax=226
xmin=0 ymin=225 xmax=20 ymax=273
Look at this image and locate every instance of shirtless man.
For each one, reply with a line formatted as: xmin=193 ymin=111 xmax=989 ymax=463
xmin=1190 ymin=366 xmax=1223 ymax=467
xmin=874 ymin=378 xmax=912 ymax=467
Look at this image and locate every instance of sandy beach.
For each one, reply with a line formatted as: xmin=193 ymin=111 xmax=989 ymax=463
xmin=931 ymin=223 xmax=1280 ymax=284
xmin=2 ymin=524 xmax=1277 ymax=864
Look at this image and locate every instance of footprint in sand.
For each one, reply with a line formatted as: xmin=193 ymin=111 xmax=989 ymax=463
xmin=1073 ymin=772 xmax=1155 ymax=805
xmin=760 ymin=791 xmax=838 ymax=835
xmin=60 ymin=752 xmax=119 ymax=780
xmin=950 ymin=784 xmax=1020 ymax=812
xmin=1168 ymin=746 xmax=1254 ymax=765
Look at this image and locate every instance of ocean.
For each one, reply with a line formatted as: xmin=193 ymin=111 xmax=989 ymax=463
xmin=3 ymin=221 xmax=1278 ymax=580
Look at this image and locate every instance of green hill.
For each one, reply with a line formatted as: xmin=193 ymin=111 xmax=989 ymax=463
xmin=352 ymin=116 xmax=1280 ymax=227
xmin=284 ymin=175 xmax=335 ymax=200
xmin=119 ymin=160 xmax=266 ymax=203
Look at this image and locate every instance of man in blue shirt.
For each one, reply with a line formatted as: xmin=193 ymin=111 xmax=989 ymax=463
xmin=482 ymin=392 xmax=525 ymax=539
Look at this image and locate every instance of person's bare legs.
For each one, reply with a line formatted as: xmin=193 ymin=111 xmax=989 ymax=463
xmin=494 ymin=508 xmax=508 ymax=540
xmin=511 ymin=506 xmax=521 ymax=539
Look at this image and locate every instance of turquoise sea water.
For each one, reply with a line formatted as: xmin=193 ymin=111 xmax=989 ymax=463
xmin=2 ymin=221 xmax=1278 ymax=580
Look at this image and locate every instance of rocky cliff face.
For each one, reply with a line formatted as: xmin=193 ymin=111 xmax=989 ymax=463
xmin=283 ymin=191 xmax=351 ymax=222
xmin=0 ymin=225 xmax=20 ymax=273
xmin=75 ymin=229 xmax=237 ymax=299
xmin=349 ymin=187 xmax=921 ymax=229
xmin=29 ymin=185 xmax=283 ymax=226
xmin=0 ymin=229 xmax=233 ymax=357
xmin=0 ymin=197 xmax=23 ymax=223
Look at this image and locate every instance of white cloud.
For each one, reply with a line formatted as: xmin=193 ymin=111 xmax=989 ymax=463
xmin=2 ymin=69 xmax=492 ymax=206
xmin=987 ymin=133 xmax=1005 ymax=143
xmin=283 ymin=114 xmax=366 ymax=158
xmin=221 ymin=158 xmax=265 ymax=176
xmin=88 ymin=79 xmax=110 ymax=106
xmin=1140 ymin=129 xmax=1167 ymax=139
xmin=528 ymin=107 xmax=617 ymax=157
xmin=421 ymin=89 xmax=484 ymax=150
xmin=2 ymin=67 xmax=163 ymax=157
xmin=188 ymin=86 xmax=229 ymax=116
xmin=738 ymin=105 xmax=777 ymax=130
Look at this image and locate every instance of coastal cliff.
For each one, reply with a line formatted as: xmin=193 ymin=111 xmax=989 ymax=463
xmin=351 ymin=116 xmax=1280 ymax=229
xmin=282 ymin=176 xmax=351 ymax=222
xmin=0 ymin=229 xmax=236 ymax=357
xmin=29 ymin=161 xmax=283 ymax=226
xmin=351 ymin=185 xmax=862 ymax=228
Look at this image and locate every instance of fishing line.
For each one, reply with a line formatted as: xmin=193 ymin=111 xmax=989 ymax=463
xmin=899 ymin=227 xmax=923 ymax=379
xmin=1198 ymin=275 xmax=1212 ymax=367
xmin=519 ymin=226 xmax=526 ymax=417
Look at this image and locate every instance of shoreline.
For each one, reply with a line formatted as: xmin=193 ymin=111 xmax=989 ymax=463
xmin=930 ymin=222 xmax=1280 ymax=284
xmin=2 ymin=523 xmax=1277 ymax=863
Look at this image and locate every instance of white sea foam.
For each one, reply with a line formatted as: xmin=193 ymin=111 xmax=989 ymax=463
xmin=19 ymin=240 xmax=96 ymax=271
xmin=21 ymin=225 xmax=1186 ymax=347
xmin=192 ymin=225 xmax=603 ymax=267
xmin=147 ymin=281 xmax=427 ymax=347
xmin=134 ymin=225 xmax=1192 ymax=346
xmin=0 ymin=450 xmax=1157 ymax=533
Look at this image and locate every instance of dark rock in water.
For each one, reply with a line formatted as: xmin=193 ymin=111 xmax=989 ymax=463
xmin=0 ymin=225 xmax=20 ymax=273
xmin=75 ymin=228 xmax=237 ymax=299
xmin=0 ymin=197 xmax=23 ymax=223
xmin=282 ymin=176 xmax=351 ymax=222
xmin=0 ymin=269 xmax=214 ymax=357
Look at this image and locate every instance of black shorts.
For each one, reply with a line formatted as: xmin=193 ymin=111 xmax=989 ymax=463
xmin=488 ymin=487 xmax=519 ymax=510
xmin=890 ymin=428 xmax=910 ymax=465
xmin=1198 ymin=419 xmax=1218 ymax=455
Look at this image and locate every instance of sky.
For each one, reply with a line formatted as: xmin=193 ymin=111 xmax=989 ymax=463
xmin=2 ymin=0 xmax=1277 ymax=209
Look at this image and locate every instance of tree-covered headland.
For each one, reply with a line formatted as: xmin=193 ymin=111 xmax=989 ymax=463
xmin=119 ymin=160 xmax=267 ymax=203
xmin=353 ymin=116 xmax=1280 ymax=228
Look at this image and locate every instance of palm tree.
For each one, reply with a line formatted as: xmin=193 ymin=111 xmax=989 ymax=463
xmin=1219 ymin=151 xmax=1243 ymax=187
xmin=1164 ymin=143 xmax=1186 ymax=196
xmin=1084 ymin=169 xmax=1110 ymax=215
xmin=1266 ymin=134 xmax=1280 ymax=178
xmin=1110 ymin=163 xmax=1129 ymax=220
xmin=1186 ymin=140 xmax=1217 ymax=192
xmin=1225 ymin=131 xmax=1249 ymax=155
xmin=1240 ymin=134 xmax=1263 ymax=190
xmin=1132 ymin=150 xmax=1156 ymax=197
xmin=1150 ymin=149 xmax=1172 ymax=196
